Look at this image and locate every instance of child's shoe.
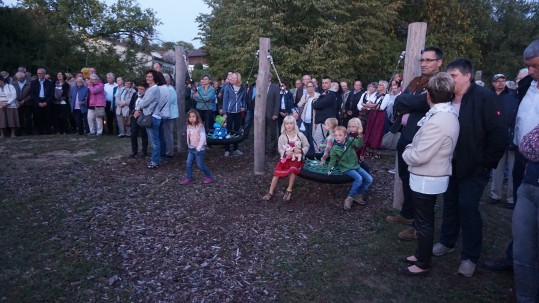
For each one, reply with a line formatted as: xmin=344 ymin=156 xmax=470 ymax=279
xmin=353 ymin=194 xmax=367 ymax=205
xmin=203 ymin=177 xmax=213 ymax=184
xmin=180 ymin=178 xmax=191 ymax=185
xmin=344 ymin=196 xmax=354 ymax=209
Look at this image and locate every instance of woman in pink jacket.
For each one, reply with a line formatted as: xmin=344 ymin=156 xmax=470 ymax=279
xmin=87 ymin=74 xmax=106 ymax=136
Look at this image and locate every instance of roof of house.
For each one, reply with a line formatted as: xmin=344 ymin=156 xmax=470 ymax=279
xmin=187 ymin=48 xmax=205 ymax=58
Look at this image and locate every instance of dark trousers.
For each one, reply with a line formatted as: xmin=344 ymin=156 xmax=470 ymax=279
xmin=130 ymin=116 xmax=148 ymax=155
xmin=18 ymin=105 xmax=34 ymax=135
xmin=412 ymin=191 xmax=437 ymax=270
xmin=265 ymin=118 xmax=278 ymax=155
xmin=52 ymin=104 xmax=69 ymax=134
xmin=199 ymin=110 xmax=214 ymax=131
xmin=73 ymin=110 xmax=88 ymax=135
xmin=397 ymin=139 xmax=414 ymax=219
xmin=243 ymin=110 xmax=254 ymax=138
xmin=226 ymin=112 xmax=242 ymax=151
xmin=301 ymin=122 xmax=314 ymax=154
xmin=105 ymin=101 xmax=115 ymax=134
xmin=34 ymin=105 xmax=51 ymax=134
xmin=439 ymin=167 xmax=490 ymax=263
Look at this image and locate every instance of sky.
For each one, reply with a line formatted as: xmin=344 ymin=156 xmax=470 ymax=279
xmin=3 ymin=0 xmax=212 ymax=49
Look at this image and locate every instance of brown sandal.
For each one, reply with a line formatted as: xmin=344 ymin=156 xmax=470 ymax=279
xmin=262 ymin=192 xmax=273 ymax=201
xmin=283 ymin=190 xmax=292 ymax=201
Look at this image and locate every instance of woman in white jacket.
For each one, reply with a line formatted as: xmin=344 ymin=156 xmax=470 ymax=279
xmin=402 ymin=72 xmax=460 ymax=275
xmin=0 ymin=75 xmax=18 ymax=137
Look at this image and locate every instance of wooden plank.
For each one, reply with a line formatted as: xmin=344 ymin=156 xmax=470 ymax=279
xmin=175 ymin=46 xmax=187 ymax=153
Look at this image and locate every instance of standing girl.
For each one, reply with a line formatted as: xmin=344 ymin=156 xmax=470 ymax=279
xmin=180 ymin=109 xmax=214 ymax=185
xmin=262 ymin=115 xmax=310 ymax=201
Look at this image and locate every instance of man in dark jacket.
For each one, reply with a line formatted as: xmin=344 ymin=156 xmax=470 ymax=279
xmin=30 ymin=68 xmax=54 ymax=135
xmin=385 ymin=47 xmax=444 ymax=241
xmin=312 ymin=76 xmax=338 ymax=153
xmin=343 ymin=80 xmax=363 ymax=126
xmin=489 ymin=73 xmax=519 ymax=207
xmin=277 ymin=83 xmax=294 ymax=131
xmin=431 ymin=58 xmax=506 ymax=277
xmin=265 ymin=73 xmax=281 ymax=156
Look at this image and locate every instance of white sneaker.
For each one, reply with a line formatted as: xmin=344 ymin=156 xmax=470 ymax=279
xmin=432 ymin=243 xmax=455 ymax=256
xmin=457 ymin=259 xmax=477 ymax=277
xmin=224 ymin=151 xmax=230 ymax=157
xmin=233 ymin=150 xmax=243 ymax=156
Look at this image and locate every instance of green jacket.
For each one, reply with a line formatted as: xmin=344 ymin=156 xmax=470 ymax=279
xmin=327 ymin=136 xmax=363 ymax=173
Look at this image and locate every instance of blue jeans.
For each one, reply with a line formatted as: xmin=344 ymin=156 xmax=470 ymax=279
xmin=344 ymin=167 xmax=373 ymax=197
xmin=439 ymin=167 xmax=490 ymax=263
xmin=186 ymin=148 xmax=212 ymax=179
xmin=146 ymin=117 xmax=161 ymax=165
xmin=513 ymin=183 xmax=539 ymax=303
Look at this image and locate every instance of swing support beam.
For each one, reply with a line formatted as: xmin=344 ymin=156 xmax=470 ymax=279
xmin=254 ymin=38 xmax=271 ymax=175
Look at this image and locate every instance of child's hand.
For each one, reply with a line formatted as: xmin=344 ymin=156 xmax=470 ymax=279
xmin=319 ymin=159 xmax=326 ymax=166
xmin=285 ymin=150 xmax=293 ymax=156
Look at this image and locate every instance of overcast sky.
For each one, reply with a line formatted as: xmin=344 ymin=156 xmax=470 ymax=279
xmin=3 ymin=0 xmax=212 ymax=48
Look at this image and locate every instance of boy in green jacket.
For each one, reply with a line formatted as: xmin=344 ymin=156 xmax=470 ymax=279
xmin=328 ymin=126 xmax=373 ymax=209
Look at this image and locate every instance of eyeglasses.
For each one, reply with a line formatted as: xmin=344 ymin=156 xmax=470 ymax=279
xmin=418 ymin=58 xmax=440 ymax=63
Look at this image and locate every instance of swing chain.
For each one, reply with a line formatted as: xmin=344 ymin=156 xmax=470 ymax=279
xmin=246 ymin=50 xmax=260 ymax=85
xmin=182 ymin=54 xmax=192 ymax=82
xmin=267 ymin=51 xmax=283 ymax=86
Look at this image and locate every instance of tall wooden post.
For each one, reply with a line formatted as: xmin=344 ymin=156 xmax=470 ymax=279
xmin=254 ymin=38 xmax=271 ymax=175
xmin=175 ymin=46 xmax=187 ymax=153
xmin=393 ymin=22 xmax=427 ymax=210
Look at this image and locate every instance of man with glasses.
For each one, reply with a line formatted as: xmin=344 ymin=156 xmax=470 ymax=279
xmin=312 ymin=76 xmax=338 ymax=153
xmin=386 ymin=47 xmax=444 ymax=241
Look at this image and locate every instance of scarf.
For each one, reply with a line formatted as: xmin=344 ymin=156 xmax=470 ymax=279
xmin=417 ymin=102 xmax=458 ymax=127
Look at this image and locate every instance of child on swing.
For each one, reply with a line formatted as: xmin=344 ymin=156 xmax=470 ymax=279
xmin=319 ymin=117 xmax=339 ymax=165
xmin=263 ymin=115 xmax=310 ymax=201
xmin=328 ymin=126 xmax=373 ymax=209
xmin=347 ymin=118 xmax=365 ymax=161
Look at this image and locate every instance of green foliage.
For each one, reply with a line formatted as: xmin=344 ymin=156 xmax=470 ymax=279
xmin=161 ymin=41 xmax=195 ymax=52
xmin=198 ymin=0 xmax=539 ymax=85
xmin=197 ymin=0 xmax=403 ymax=84
xmin=0 ymin=0 xmax=159 ymax=79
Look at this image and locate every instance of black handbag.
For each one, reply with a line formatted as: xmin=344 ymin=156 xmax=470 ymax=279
xmin=137 ymin=112 xmax=152 ymax=128
xmin=136 ymin=100 xmax=168 ymax=128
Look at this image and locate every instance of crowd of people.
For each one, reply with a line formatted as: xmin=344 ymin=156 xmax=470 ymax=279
xmin=1 ymin=39 xmax=538 ymax=302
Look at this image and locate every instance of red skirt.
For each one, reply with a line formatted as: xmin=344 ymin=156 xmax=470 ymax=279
xmin=363 ymin=110 xmax=386 ymax=149
xmin=274 ymin=158 xmax=304 ymax=177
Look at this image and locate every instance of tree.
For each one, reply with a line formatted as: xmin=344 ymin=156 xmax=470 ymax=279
xmin=0 ymin=0 xmax=160 ymax=78
xmin=197 ymin=0 xmax=402 ymax=85
xmin=161 ymin=41 xmax=195 ymax=52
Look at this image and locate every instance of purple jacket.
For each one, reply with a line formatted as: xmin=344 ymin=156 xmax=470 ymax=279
xmin=88 ymin=81 xmax=106 ymax=107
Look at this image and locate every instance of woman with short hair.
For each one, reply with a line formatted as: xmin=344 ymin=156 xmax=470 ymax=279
xmin=402 ymin=72 xmax=459 ymax=275
xmin=69 ymin=77 xmax=88 ymax=135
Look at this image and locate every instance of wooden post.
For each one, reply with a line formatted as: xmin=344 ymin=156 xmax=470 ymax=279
xmin=254 ymin=38 xmax=271 ymax=175
xmin=393 ymin=22 xmax=427 ymax=210
xmin=175 ymin=46 xmax=187 ymax=153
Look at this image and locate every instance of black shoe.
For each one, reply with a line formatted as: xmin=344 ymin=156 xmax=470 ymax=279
xmin=129 ymin=153 xmax=137 ymax=159
xmin=483 ymin=258 xmax=513 ymax=272
xmin=489 ymin=198 xmax=501 ymax=205
xmin=140 ymin=153 xmax=147 ymax=159
xmin=505 ymin=202 xmax=515 ymax=209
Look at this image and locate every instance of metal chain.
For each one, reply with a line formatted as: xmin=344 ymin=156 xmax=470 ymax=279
xmin=245 ymin=50 xmax=259 ymax=85
xmin=267 ymin=51 xmax=283 ymax=86
xmin=183 ymin=54 xmax=193 ymax=82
